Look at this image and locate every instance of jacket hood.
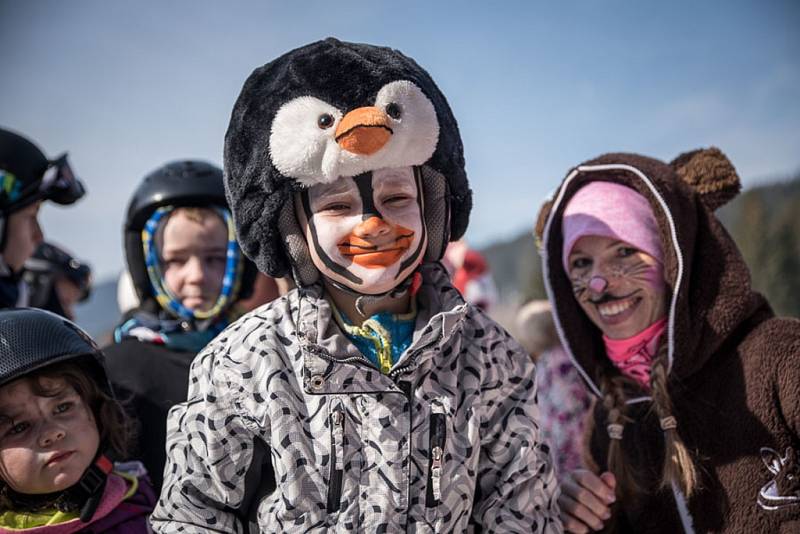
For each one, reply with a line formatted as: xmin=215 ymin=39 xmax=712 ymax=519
xmin=537 ymin=148 xmax=771 ymax=398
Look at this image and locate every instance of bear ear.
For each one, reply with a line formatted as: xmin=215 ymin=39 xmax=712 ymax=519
xmin=533 ymin=197 xmax=554 ymax=251
xmin=670 ymin=147 xmax=741 ymax=211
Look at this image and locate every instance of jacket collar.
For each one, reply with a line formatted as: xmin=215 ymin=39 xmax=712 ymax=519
xmin=297 ymin=262 xmax=468 ymax=394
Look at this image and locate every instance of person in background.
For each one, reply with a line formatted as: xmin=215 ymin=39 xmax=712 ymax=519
xmin=516 ymin=299 xmax=592 ymax=477
xmin=443 ymin=239 xmax=499 ymax=312
xmin=234 ymin=272 xmax=294 ymax=313
xmin=115 ymin=270 xmax=139 ymax=317
xmin=23 ymin=241 xmax=92 ymax=320
xmin=103 ymin=160 xmax=257 ymax=490
xmin=0 ymin=128 xmax=86 ymax=308
xmin=0 ymin=308 xmax=154 ymax=533
xmin=537 ymin=148 xmax=800 ymax=533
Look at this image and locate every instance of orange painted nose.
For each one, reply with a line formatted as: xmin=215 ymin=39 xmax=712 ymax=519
xmin=335 ymin=107 xmax=392 ymax=155
xmin=353 ymin=216 xmax=392 ymax=239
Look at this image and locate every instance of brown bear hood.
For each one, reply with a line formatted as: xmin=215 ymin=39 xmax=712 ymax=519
xmin=537 ymin=148 xmax=772 ymax=398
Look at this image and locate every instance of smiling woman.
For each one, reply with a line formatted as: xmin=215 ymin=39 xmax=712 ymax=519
xmin=537 ymin=148 xmax=800 ymax=534
xmin=562 ymin=181 xmax=668 ymax=361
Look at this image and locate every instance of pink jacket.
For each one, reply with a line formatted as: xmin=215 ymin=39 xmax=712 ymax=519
xmin=0 ymin=467 xmax=155 ymax=534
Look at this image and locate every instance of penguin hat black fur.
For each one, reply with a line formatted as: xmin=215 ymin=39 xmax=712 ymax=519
xmin=224 ymin=38 xmax=472 ymax=286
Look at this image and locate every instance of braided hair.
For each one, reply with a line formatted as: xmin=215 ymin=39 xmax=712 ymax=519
xmin=596 ymin=341 xmax=699 ymax=502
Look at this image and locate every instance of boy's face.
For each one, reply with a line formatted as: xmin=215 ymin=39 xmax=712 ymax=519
xmin=4 ymin=201 xmax=44 ymax=272
xmin=297 ymin=166 xmax=427 ymax=295
xmin=160 ymin=210 xmax=228 ymax=312
xmin=0 ymin=377 xmax=99 ymax=494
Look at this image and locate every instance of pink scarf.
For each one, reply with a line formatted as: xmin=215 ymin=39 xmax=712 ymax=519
xmin=0 ymin=474 xmax=128 ymax=534
xmin=603 ymin=318 xmax=667 ymax=390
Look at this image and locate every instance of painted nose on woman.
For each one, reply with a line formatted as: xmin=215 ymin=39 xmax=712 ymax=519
xmin=588 ymin=275 xmax=608 ymax=295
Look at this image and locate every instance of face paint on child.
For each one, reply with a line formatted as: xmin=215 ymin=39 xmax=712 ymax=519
xmin=298 ymin=166 xmax=427 ymax=295
xmin=0 ymin=377 xmax=99 ymax=495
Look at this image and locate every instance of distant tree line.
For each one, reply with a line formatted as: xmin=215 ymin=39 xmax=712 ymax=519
xmin=719 ymin=174 xmax=800 ymax=318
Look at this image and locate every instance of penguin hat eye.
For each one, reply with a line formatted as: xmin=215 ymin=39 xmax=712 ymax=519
xmin=318 ymin=113 xmax=335 ymax=129
xmin=269 ymin=96 xmax=343 ymax=184
xmin=385 ymin=102 xmax=402 ymax=120
xmin=373 ymin=79 xmax=439 ymax=160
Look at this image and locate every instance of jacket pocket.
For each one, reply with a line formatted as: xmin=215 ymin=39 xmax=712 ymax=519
xmin=327 ymin=403 xmax=345 ymax=513
xmin=426 ymin=400 xmax=448 ymax=508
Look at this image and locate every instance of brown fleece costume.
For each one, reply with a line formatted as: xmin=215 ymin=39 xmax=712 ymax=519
xmin=537 ymin=148 xmax=800 ymax=533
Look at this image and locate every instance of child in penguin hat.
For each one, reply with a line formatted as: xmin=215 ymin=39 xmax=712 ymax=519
xmin=152 ymin=38 xmax=561 ymax=533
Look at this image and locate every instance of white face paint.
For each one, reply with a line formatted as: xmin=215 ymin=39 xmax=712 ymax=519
xmin=296 ymin=166 xmax=427 ymax=295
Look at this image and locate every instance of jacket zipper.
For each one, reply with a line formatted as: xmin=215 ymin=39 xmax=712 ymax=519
xmin=327 ymin=407 xmax=344 ymax=513
xmin=389 ymin=337 xmax=441 ymax=380
xmin=426 ymin=402 xmax=447 ymax=507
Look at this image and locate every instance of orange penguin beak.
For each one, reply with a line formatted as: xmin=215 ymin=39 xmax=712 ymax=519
xmin=335 ymin=107 xmax=392 ymax=155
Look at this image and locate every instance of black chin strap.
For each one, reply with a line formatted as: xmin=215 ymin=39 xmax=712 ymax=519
xmin=328 ymin=271 xmax=422 ymax=318
xmin=1 ymin=453 xmax=112 ymax=522
xmin=77 ymin=454 xmax=113 ymax=522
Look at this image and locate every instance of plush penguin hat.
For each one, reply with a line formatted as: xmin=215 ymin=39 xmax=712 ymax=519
xmin=224 ymin=38 xmax=472 ymax=287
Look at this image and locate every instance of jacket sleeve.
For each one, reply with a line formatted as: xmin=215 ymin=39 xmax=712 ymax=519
xmin=149 ymin=343 xmax=268 ymax=534
xmin=471 ymin=320 xmax=562 ymax=533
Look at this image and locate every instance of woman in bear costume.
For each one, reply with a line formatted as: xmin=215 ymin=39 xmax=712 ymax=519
xmin=537 ymin=148 xmax=800 ymax=533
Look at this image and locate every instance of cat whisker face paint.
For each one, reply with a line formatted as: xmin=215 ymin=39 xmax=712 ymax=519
xmin=567 ymin=236 xmax=667 ymax=339
xmin=296 ymin=166 xmax=427 ymax=295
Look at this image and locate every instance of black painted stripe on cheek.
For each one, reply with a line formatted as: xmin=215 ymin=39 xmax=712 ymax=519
xmin=300 ymin=190 xmax=362 ymax=284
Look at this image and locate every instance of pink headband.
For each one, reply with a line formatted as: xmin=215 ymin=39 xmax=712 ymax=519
xmin=561 ymin=181 xmax=663 ymax=271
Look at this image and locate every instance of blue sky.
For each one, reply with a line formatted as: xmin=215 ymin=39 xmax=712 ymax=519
xmin=2 ymin=0 xmax=798 ymax=281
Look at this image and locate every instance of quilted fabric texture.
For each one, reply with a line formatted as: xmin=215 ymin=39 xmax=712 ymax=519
xmin=151 ymin=264 xmax=560 ymax=533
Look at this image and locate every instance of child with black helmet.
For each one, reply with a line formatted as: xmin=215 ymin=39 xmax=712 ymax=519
xmin=0 ymin=129 xmax=86 ymax=308
xmin=103 ymin=160 xmax=257 ymax=490
xmin=0 ymin=308 xmax=154 ymax=532
xmin=152 ymin=39 xmax=560 ymax=533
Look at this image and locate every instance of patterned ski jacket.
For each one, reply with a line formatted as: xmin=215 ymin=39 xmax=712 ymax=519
xmin=151 ymin=263 xmax=560 ymax=533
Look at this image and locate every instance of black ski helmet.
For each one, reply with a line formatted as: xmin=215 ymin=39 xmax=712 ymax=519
xmin=24 ymin=242 xmax=92 ymax=315
xmin=0 ymin=128 xmax=86 ymax=250
xmin=0 ymin=307 xmax=110 ymax=394
xmin=124 ymin=160 xmax=256 ymax=307
xmin=0 ymin=308 xmax=124 ymax=522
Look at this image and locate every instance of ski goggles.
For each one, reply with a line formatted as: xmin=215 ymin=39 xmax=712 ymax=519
xmin=63 ymin=258 xmax=92 ymax=302
xmin=38 ymin=154 xmax=86 ymax=205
